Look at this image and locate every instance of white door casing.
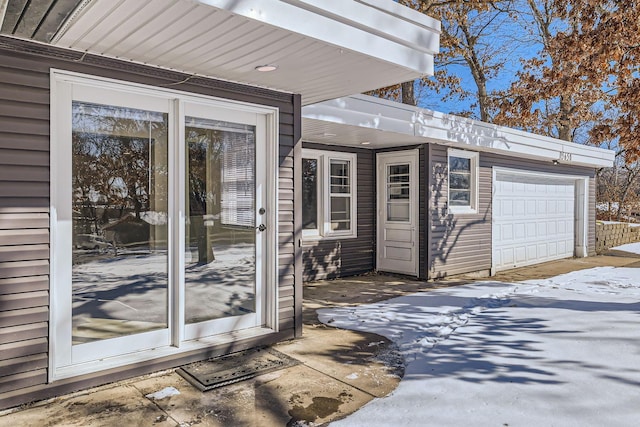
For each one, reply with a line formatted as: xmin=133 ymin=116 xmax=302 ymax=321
xmin=376 ymin=150 xmax=419 ymax=276
xmin=492 ymin=167 xmax=588 ymax=273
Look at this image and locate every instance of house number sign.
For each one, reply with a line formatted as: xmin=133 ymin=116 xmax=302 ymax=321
xmin=559 ymin=152 xmax=572 ymax=162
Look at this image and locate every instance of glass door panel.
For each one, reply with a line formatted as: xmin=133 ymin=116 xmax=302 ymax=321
xmin=71 ymin=101 xmax=169 ymax=345
xmin=387 ymin=164 xmax=411 ymax=222
xmin=185 ymin=116 xmax=257 ymax=326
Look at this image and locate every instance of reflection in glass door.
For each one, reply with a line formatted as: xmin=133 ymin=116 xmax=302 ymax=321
xmin=71 ymin=101 xmax=169 ymax=344
xmin=185 ymin=116 xmax=259 ymax=329
xmin=53 ymin=73 xmax=276 ymax=378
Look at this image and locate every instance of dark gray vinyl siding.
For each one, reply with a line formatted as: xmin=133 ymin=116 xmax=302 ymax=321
xmin=0 ymin=36 xmax=299 ymax=410
xmin=301 ymin=143 xmax=375 ymax=281
xmin=419 ymin=146 xmax=428 ymax=279
xmin=428 ymin=145 xmax=597 ymax=279
xmin=428 ymin=145 xmax=492 ymax=278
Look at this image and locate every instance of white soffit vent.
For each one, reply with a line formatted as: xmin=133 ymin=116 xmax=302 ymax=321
xmin=52 ymin=0 xmax=440 ymax=105
xmin=302 ymin=95 xmax=615 ymax=168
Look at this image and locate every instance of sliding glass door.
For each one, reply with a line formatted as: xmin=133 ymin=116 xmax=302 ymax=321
xmin=182 ymin=103 xmax=265 ymax=339
xmin=52 ymin=73 xmax=273 ymax=378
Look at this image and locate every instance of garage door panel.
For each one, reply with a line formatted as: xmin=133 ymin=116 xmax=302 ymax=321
xmin=493 ymin=171 xmax=576 ymax=271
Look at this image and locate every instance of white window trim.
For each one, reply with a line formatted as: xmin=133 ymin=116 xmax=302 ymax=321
xmin=302 ymin=148 xmax=357 ymax=240
xmin=448 ymin=148 xmax=479 ymax=215
xmin=49 ymin=69 xmax=280 ymax=380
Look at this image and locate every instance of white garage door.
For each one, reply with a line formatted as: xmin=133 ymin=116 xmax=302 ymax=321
xmin=493 ymin=170 xmax=576 ymax=272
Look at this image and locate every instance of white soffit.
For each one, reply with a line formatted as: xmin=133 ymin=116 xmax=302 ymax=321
xmin=302 ymin=94 xmax=615 ymax=168
xmin=51 ymin=0 xmax=440 ymax=105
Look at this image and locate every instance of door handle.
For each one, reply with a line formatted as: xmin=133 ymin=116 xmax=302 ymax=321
xmin=257 ymin=224 xmax=266 ymax=232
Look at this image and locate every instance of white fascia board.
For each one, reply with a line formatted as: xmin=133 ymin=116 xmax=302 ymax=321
xmin=292 ymin=0 xmax=441 ymax=54
xmin=303 ymin=105 xmax=417 ymax=136
xmin=303 ymin=94 xmax=615 ymax=168
xmin=198 ymin=0 xmax=439 ymax=75
xmin=356 ymin=0 xmax=440 ymax=31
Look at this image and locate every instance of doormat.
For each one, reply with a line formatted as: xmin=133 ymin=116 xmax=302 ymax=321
xmin=177 ymin=347 xmax=300 ymax=391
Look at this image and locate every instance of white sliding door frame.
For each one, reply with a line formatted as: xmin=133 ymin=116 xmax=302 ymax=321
xmin=49 ymin=69 xmax=279 ymax=381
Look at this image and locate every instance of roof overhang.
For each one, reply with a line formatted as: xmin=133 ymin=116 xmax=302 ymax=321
xmin=1 ymin=0 xmax=440 ymax=105
xmin=302 ymin=94 xmax=615 ymax=168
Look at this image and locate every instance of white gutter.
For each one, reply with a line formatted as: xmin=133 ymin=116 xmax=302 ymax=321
xmin=303 ymin=94 xmax=615 ymax=168
xmin=198 ymin=0 xmax=440 ymax=75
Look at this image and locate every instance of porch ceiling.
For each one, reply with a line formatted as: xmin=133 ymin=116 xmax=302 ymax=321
xmin=0 ymin=0 xmax=440 ymax=105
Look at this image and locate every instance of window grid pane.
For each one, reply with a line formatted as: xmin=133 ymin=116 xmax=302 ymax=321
xmin=330 ymin=159 xmax=350 ymax=194
xmin=330 ymin=196 xmax=351 ymax=230
xmin=302 ymin=158 xmax=319 ymax=230
xmin=449 ymin=155 xmax=473 ymax=208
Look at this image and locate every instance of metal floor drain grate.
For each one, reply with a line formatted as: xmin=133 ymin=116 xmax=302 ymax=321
xmin=177 ymin=347 xmax=300 ymax=391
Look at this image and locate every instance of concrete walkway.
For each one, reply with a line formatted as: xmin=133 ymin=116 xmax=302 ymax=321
xmin=1 ymin=254 xmax=637 ymax=426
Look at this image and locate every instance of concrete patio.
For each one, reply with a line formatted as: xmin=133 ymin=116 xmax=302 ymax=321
xmin=1 ymin=253 xmax=638 ymax=427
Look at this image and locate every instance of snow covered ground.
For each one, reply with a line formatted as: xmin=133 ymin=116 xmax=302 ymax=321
xmin=319 ymin=267 xmax=640 ymax=426
xmin=611 ymin=242 xmax=640 ymax=255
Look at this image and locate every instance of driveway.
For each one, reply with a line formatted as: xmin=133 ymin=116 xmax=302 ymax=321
xmin=319 ymin=259 xmax=640 ymax=426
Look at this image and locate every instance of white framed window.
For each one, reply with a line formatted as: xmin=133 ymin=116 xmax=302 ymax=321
xmin=448 ymin=148 xmax=479 ymax=214
xmin=302 ymin=149 xmax=357 ymax=239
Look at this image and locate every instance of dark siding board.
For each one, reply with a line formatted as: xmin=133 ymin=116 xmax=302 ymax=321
xmin=429 ymin=143 xmax=598 ymax=278
xmin=278 ymin=287 xmax=294 ymax=299
xmin=0 ymin=322 xmax=48 ymax=345
xmin=301 ymin=143 xmax=375 ymax=281
xmin=0 ymin=147 xmax=49 ymax=166
xmin=0 ymin=37 xmax=299 ymax=409
xmin=0 ymin=275 xmax=49 ymax=295
xmin=0 ymin=182 xmax=49 ymax=198
xmin=0 ymin=207 xmax=50 ymax=214
xmin=0 ymin=67 xmax=49 ymax=90
xmin=0 ymin=369 xmax=47 ymax=395
xmin=0 ymin=353 xmax=48 ymax=378
xmin=278 ymin=296 xmax=294 ymax=310
xmin=0 ymin=165 xmax=49 ymax=182
xmin=0 ymin=337 xmax=47 ymax=360
xmin=0 ymin=133 xmax=49 ymax=152
xmin=0 ymin=117 xmax=50 ymax=137
xmin=0 ymin=82 xmax=49 ymax=105
xmin=0 ymin=306 xmax=48 ymax=328
xmin=0 ymin=213 xmax=49 ymax=229
xmin=428 ymin=144 xmax=491 ymax=278
xmin=0 ymin=245 xmax=49 ymax=262
xmin=278 ymin=307 xmax=295 ymax=320
xmin=0 ymin=260 xmax=49 ymax=280
xmin=0 ymin=198 xmax=49 ymax=209
xmin=0 ymin=290 xmax=48 ymax=311
xmin=419 ymin=145 xmax=428 ymax=279
xmin=0 ymin=230 xmax=49 ymax=246
xmin=0 ymin=98 xmax=49 ymax=120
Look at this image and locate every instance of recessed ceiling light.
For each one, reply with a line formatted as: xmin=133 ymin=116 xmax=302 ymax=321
xmin=361 ymin=141 xmax=371 ymax=145
xmin=255 ymin=64 xmax=278 ymax=72
xmin=322 ymin=133 xmax=337 ymax=137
